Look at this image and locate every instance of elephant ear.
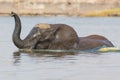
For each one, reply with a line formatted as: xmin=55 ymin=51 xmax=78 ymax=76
xmin=40 ymin=26 xmax=59 ymax=41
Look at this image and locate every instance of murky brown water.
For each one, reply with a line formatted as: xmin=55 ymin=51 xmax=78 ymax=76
xmin=0 ymin=16 xmax=120 ymax=80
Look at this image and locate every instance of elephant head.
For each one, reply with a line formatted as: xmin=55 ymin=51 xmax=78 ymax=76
xmin=11 ymin=12 xmax=79 ymax=50
xmin=11 ymin=12 xmax=60 ymax=49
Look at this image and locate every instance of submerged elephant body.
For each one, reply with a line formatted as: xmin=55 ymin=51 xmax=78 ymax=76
xmin=78 ymin=35 xmax=114 ymax=50
xmin=11 ymin=12 xmax=114 ymax=51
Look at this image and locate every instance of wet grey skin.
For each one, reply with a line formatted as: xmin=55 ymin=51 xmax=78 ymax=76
xmin=11 ymin=12 xmax=79 ymax=50
xmin=11 ymin=12 xmax=42 ymax=49
xmin=11 ymin=12 xmax=114 ymax=50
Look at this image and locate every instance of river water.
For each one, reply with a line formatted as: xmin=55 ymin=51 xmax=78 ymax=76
xmin=0 ymin=16 xmax=120 ymax=80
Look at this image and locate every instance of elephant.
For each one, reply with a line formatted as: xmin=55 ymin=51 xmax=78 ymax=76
xmin=11 ymin=12 xmax=114 ymax=51
xmin=11 ymin=12 xmax=79 ymax=50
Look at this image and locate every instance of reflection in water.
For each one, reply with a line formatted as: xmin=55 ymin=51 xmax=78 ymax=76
xmin=13 ymin=50 xmax=77 ymax=64
xmin=13 ymin=51 xmax=21 ymax=64
xmin=13 ymin=51 xmax=94 ymax=64
xmin=11 ymin=50 xmax=106 ymax=80
xmin=12 ymin=49 xmax=100 ymax=65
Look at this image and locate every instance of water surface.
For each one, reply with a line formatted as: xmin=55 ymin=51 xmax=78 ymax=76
xmin=0 ymin=16 xmax=120 ymax=80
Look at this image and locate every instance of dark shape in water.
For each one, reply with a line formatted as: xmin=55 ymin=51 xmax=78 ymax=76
xmin=11 ymin=12 xmax=114 ymax=51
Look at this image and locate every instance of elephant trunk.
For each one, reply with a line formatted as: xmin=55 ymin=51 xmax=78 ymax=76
xmin=11 ymin=12 xmax=25 ymax=48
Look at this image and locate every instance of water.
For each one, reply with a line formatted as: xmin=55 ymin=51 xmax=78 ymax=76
xmin=0 ymin=16 xmax=120 ymax=80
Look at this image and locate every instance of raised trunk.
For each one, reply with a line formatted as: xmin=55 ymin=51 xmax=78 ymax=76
xmin=11 ymin=12 xmax=25 ymax=48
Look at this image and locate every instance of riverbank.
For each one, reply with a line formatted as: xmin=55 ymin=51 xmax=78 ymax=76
xmin=0 ymin=0 xmax=120 ymax=17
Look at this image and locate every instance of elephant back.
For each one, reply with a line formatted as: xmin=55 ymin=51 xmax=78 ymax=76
xmin=49 ymin=24 xmax=79 ymax=50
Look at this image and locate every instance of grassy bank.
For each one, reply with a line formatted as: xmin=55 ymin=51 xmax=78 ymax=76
xmin=0 ymin=0 xmax=120 ymax=17
xmin=2 ymin=8 xmax=120 ymax=17
xmin=82 ymin=8 xmax=120 ymax=17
